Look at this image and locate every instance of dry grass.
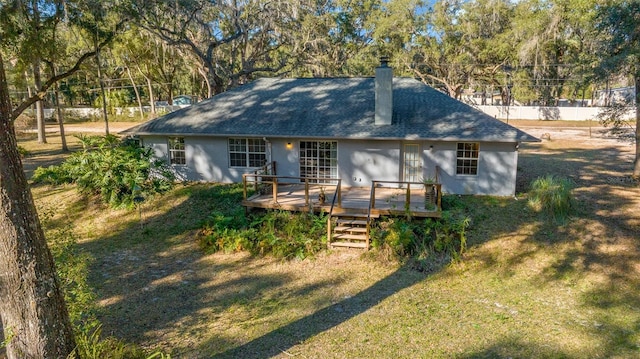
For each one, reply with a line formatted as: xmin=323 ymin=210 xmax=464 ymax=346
xmin=19 ymin=123 xmax=640 ymax=358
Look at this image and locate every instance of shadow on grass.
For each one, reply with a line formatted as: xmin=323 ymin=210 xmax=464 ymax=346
xmin=210 ymin=265 xmax=422 ymax=358
xmin=457 ymin=336 xmax=576 ymax=359
xmin=71 ymin=183 xmax=430 ymax=357
xmin=463 ymin=140 xmax=640 ymax=357
xmin=51 ymin=137 xmax=639 ymax=357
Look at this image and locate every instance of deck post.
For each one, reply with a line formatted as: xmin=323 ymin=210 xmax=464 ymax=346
xmin=327 ymin=216 xmax=332 ymax=249
xmin=337 ymin=184 xmax=342 ymax=207
xmin=242 ymin=175 xmax=247 ymax=200
xmin=405 ymin=183 xmax=411 ymax=211
xmin=272 ymin=177 xmax=278 ymax=203
xmin=304 ymin=179 xmax=309 ymax=207
xmin=371 ymin=183 xmax=376 ymax=209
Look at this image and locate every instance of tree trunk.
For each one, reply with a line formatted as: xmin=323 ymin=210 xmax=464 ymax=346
xmin=633 ymin=75 xmax=640 ymax=179
xmin=33 ymin=61 xmax=47 ymax=144
xmin=95 ymin=47 xmax=109 ymax=135
xmin=54 ymin=80 xmax=68 ymax=152
xmin=0 ymin=51 xmax=76 ymax=359
xmin=197 ymin=66 xmax=212 ymax=98
xmin=126 ymin=66 xmax=144 ymax=120
xmin=144 ymin=74 xmax=156 ymax=115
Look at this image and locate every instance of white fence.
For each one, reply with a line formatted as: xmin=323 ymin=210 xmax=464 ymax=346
xmin=477 ymin=105 xmax=636 ymax=121
xmin=40 ymin=105 xmax=188 ymax=119
xmin=35 ymin=104 xmax=636 ymax=122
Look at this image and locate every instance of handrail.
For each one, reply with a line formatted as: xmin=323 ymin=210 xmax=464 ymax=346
xmin=326 ymin=179 xmax=342 ymax=249
xmin=243 ymin=161 xmax=276 ymax=200
xmin=242 ymin=173 xmax=341 ymax=203
xmin=366 ymin=182 xmax=376 ymax=249
xmin=243 ymin=174 xmax=340 ymax=184
xmin=252 ymin=161 xmax=276 ymax=176
xmin=371 ymin=179 xmax=442 ymax=212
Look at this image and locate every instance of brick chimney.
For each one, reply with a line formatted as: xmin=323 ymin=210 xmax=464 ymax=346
xmin=375 ymin=56 xmax=393 ymax=126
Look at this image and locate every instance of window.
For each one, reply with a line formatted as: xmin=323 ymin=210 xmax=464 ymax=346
xmin=168 ymin=137 xmax=186 ymax=165
xmin=228 ymin=138 xmax=267 ymax=167
xmin=456 ymin=142 xmax=479 ymax=175
xmin=300 ymin=141 xmax=338 ymax=182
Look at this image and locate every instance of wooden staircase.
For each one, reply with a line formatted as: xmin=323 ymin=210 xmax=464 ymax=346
xmin=328 ymin=213 xmax=379 ymax=249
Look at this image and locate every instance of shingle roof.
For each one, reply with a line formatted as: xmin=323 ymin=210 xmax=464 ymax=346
xmin=122 ymin=77 xmax=538 ymax=142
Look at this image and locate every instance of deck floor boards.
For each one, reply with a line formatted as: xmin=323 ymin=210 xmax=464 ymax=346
xmin=242 ymin=184 xmax=441 ymax=218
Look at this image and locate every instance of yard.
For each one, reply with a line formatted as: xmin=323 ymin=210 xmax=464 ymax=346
xmin=15 ymin=121 xmax=640 ymax=357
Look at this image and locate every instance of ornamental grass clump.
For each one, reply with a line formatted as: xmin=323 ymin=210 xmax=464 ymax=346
xmin=528 ymin=175 xmax=575 ymax=223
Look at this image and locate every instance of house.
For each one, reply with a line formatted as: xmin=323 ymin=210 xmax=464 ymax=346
xmin=122 ymin=60 xmax=538 ymax=198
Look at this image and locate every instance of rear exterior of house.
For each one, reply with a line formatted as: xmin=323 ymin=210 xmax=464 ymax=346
xmin=124 ymin=63 xmax=537 ymax=197
xmin=140 ymin=135 xmax=519 ymax=196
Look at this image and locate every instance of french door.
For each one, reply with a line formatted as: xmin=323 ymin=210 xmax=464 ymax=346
xmin=299 ymin=141 xmax=338 ymax=182
xmin=403 ymin=143 xmax=421 ymax=182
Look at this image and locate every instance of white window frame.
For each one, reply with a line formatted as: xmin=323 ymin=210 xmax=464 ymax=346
xmin=299 ymin=141 xmax=338 ymax=182
xmin=456 ymin=142 xmax=479 ymax=175
xmin=168 ymin=137 xmax=186 ymax=165
xmin=228 ymin=138 xmax=267 ymax=168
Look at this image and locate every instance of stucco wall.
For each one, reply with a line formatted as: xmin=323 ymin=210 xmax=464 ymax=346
xmin=141 ymin=135 xmax=519 ymax=196
xmin=428 ymin=141 xmax=518 ymax=196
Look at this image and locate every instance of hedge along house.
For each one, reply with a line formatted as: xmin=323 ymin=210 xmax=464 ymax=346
xmin=123 ymin=60 xmax=537 ymax=194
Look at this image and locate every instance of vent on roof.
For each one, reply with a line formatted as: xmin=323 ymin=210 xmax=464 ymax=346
xmin=375 ymin=56 xmax=393 ymax=126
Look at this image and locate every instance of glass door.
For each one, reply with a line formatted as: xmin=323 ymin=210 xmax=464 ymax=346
xmin=403 ymin=143 xmax=420 ymax=182
xmin=299 ymin=141 xmax=338 ymax=182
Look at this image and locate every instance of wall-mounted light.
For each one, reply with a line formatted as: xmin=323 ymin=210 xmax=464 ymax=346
xmin=286 ymin=142 xmax=293 ymax=150
xmin=429 ymin=145 xmax=434 ymax=150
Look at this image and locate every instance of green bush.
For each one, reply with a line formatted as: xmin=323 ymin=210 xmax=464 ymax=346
xmin=371 ymin=210 xmax=470 ymax=265
xmin=17 ymin=145 xmax=29 ymax=157
xmin=200 ymin=210 xmax=327 ymax=260
xmin=528 ymin=175 xmax=575 ymax=223
xmin=32 ymin=134 xmax=175 ymax=208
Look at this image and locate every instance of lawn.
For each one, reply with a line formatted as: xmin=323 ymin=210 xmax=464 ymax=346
xmin=18 ymin=123 xmax=640 ymax=358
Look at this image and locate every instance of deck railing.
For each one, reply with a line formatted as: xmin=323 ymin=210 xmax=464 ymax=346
xmin=369 ymin=180 xmax=442 ymax=213
xmin=326 ymin=179 xmax=342 ymax=248
xmin=242 ymin=173 xmax=342 ymax=208
xmin=243 ymin=161 xmax=277 ymax=198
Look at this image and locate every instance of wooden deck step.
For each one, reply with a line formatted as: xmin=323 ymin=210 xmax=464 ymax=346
xmin=329 ymin=212 xmax=378 ymax=250
xmin=333 ymin=233 xmax=368 ymax=241
xmin=333 ymin=213 xmax=379 ymax=219
xmin=336 ymin=219 xmax=368 ymax=226
xmin=331 ymin=241 xmax=368 ymax=249
xmin=333 ymin=226 xmax=367 ymax=233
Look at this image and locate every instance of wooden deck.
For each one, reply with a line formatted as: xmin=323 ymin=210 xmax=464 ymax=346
xmin=242 ymin=182 xmax=442 ymax=218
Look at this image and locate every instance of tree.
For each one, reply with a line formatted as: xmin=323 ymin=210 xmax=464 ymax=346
xmin=0 ymin=1 xmax=122 ymax=356
xmin=131 ymin=0 xmax=296 ymax=96
xmin=595 ymin=0 xmax=640 ymax=178
xmin=0 ymin=48 xmax=77 ymax=359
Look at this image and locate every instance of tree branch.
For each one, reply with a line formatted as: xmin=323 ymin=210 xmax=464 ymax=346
xmin=11 ymin=24 xmax=122 ymax=121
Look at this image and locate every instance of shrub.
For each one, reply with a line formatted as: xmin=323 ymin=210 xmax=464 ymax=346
xmin=528 ymin=175 xmax=575 ymax=223
xmin=371 ymin=210 xmax=470 ymax=266
xmin=200 ymin=210 xmax=327 ymax=260
xmin=32 ymin=134 xmax=174 ymax=208
xmin=17 ymin=145 xmax=29 ymax=157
